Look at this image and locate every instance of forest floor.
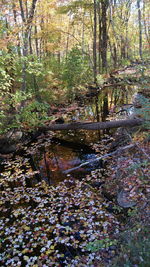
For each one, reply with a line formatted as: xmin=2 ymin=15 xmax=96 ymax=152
xmin=0 ymin=62 xmax=150 ymax=267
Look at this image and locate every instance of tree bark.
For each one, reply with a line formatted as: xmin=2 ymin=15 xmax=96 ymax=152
xmin=143 ymin=0 xmax=150 ymax=51
xmin=39 ymin=118 xmax=143 ymax=132
xmin=93 ymin=0 xmax=97 ymax=84
xmin=97 ymin=1 xmax=102 ymax=73
xmin=137 ymin=0 xmax=142 ymax=59
xmin=101 ymin=0 xmax=109 ymax=72
xmin=19 ymin=0 xmax=38 ymax=93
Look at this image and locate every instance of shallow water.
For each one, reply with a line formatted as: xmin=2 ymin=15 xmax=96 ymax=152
xmin=32 ymin=139 xmax=101 ymax=185
xmin=31 ymin=84 xmax=138 ymax=184
xmin=0 ymin=84 xmax=139 ymax=186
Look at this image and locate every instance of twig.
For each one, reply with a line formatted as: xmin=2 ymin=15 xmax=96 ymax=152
xmin=63 ymin=144 xmax=135 ymax=174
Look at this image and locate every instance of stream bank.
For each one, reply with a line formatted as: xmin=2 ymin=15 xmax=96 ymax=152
xmin=0 ymin=63 xmax=150 ymax=266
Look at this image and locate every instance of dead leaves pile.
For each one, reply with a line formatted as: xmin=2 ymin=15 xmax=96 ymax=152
xmin=0 ymin=155 xmax=120 ymax=267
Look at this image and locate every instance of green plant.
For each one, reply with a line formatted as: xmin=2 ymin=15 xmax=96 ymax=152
xmin=120 ymin=58 xmax=131 ymax=67
xmin=86 ymin=238 xmax=117 ymax=252
xmin=62 ymin=46 xmax=92 ymax=99
xmin=20 ymin=101 xmax=50 ymax=128
xmin=0 ymin=53 xmax=13 ymax=94
xmin=136 ymin=65 xmax=147 ymax=77
xmin=112 ymin=227 xmax=150 ymax=267
xmin=97 ymin=74 xmax=106 ymax=86
xmin=127 ymin=160 xmax=150 ymax=183
xmin=134 ymin=94 xmax=150 ymax=129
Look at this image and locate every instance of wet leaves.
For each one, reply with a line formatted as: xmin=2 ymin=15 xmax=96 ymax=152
xmin=0 ymin=153 xmax=120 ymax=266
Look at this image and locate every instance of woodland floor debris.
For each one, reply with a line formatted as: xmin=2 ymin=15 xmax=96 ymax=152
xmin=0 ymin=129 xmax=149 ymax=266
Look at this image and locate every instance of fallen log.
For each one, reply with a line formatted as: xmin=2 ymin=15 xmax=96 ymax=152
xmin=0 ymin=119 xmax=143 ymax=154
xmin=40 ymin=118 xmax=143 ymax=132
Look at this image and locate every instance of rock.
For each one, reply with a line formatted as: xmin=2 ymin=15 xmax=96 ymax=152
xmin=6 ymin=130 xmax=23 ymax=141
xmin=90 ymin=181 xmax=105 ymax=188
xmin=117 ymin=190 xmax=136 ymax=208
xmin=132 ymin=93 xmax=143 ymax=108
xmin=0 ymin=145 xmax=16 ymax=154
xmin=109 ymin=128 xmax=131 ymax=151
xmin=54 ymin=117 xmax=65 ymax=124
xmin=0 ymin=130 xmax=23 ymax=154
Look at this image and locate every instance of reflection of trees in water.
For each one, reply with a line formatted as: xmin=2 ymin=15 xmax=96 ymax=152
xmin=102 ymin=92 xmax=109 ymax=122
xmin=109 ymin=86 xmax=134 ymax=110
xmin=95 ymin=95 xmax=101 ymax=139
xmin=39 ymin=144 xmax=81 ymax=184
xmin=43 ymin=149 xmax=52 ymax=185
xmin=94 ymin=86 xmax=134 ymax=135
xmin=120 ymin=86 xmax=129 ymax=105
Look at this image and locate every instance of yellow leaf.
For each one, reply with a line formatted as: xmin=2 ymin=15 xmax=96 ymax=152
xmin=50 ymin=245 xmax=55 ymax=250
xmin=24 ymin=226 xmax=30 ymax=231
xmin=22 ymin=249 xmax=28 ymax=254
xmin=46 ymin=249 xmax=52 ymax=255
xmin=23 ymin=256 xmax=29 ymax=261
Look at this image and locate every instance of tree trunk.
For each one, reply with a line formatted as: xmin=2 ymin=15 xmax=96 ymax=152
xmin=101 ymin=0 xmax=109 ymax=72
xmin=82 ymin=10 xmax=85 ymax=57
xmin=38 ymin=118 xmax=143 ymax=132
xmin=29 ymin=28 xmax=33 ymax=55
xmin=19 ymin=0 xmax=39 ymax=93
xmin=137 ymin=0 xmax=142 ymax=59
xmin=93 ymin=0 xmax=97 ymax=84
xmin=143 ymin=0 xmax=150 ymax=52
xmin=97 ymin=1 xmax=102 ymax=73
xmin=13 ymin=2 xmax=21 ymax=56
xmin=34 ymin=25 xmax=39 ymax=57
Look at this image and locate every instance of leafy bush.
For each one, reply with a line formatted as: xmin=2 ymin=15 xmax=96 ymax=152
xmin=86 ymin=238 xmax=117 ymax=252
xmin=0 ymin=53 xmax=13 ymax=94
xmin=61 ymin=46 xmax=92 ymax=99
xmin=20 ymin=101 xmax=50 ymax=129
xmin=112 ymin=227 xmax=150 ymax=267
xmin=134 ymin=94 xmax=150 ymax=129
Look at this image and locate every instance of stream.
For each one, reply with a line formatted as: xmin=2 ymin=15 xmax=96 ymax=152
xmin=28 ymin=84 xmax=137 ymax=185
xmin=0 ymin=79 xmax=149 ymax=267
xmin=0 ymin=84 xmax=140 ymax=187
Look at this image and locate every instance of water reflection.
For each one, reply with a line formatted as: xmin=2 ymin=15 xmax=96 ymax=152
xmin=33 ymin=84 xmax=138 ymax=184
xmin=33 ymin=141 xmax=99 ymax=185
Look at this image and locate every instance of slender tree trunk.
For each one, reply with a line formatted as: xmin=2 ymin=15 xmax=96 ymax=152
xmin=102 ymin=92 xmax=109 ymax=121
xmin=101 ymin=0 xmax=108 ymax=72
xmin=29 ymin=29 xmax=33 ymax=55
xmin=34 ymin=25 xmax=39 ymax=56
xmin=114 ymin=43 xmax=117 ymax=66
xmin=97 ymin=1 xmax=102 ymax=73
xmin=121 ymin=37 xmax=126 ymax=59
xmin=108 ymin=39 xmax=117 ymax=67
xmin=125 ymin=19 xmax=129 ymax=59
xmin=66 ymin=21 xmax=70 ymax=59
xmin=137 ymin=0 xmax=142 ymax=59
xmin=82 ymin=10 xmax=85 ymax=57
xmin=143 ymin=0 xmax=150 ymax=51
xmin=19 ymin=0 xmax=38 ymax=93
xmin=93 ymin=0 xmax=97 ymax=84
xmin=13 ymin=3 xmax=21 ymax=56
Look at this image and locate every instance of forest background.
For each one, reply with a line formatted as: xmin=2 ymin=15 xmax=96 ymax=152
xmin=0 ymin=0 xmax=150 ymax=134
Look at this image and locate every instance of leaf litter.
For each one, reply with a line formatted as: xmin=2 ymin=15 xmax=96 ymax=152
xmin=0 ymin=136 xmax=122 ymax=267
xmin=0 ymin=131 xmax=149 ymax=266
